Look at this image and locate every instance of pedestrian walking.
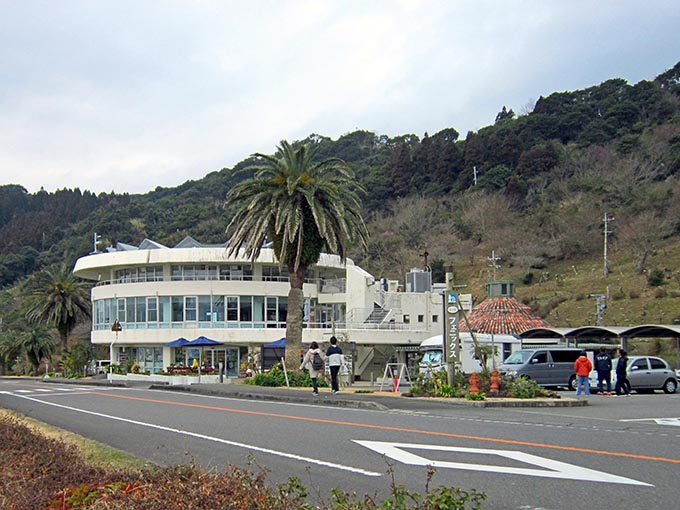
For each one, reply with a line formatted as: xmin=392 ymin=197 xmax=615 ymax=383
xmin=326 ymin=336 xmax=344 ymax=394
xmin=594 ymin=347 xmax=612 ymax=395
xmin=574 ymin=350 xmax=593 ymax=396
xmin=299 ymin=341 xmax=325 ymax=395
xmin=615 ymin=348 xmax=630 ymax=396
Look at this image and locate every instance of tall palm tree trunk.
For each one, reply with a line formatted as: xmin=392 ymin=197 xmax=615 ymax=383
xmin=285 ymin=266 xmax=306 ymax=370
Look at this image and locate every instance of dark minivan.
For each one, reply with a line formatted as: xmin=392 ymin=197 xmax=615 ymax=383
xmin=499 ymin=348 xmax=583 ymax=389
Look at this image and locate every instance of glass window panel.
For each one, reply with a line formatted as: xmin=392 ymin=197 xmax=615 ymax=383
xmin=227 ymin=296 xmax=239 ymax=321
xmin=185 ymin=296 xmax=197 ymax=321
xmin=117 ymin=298 xmax=126 ymax=322
xmin=172 ymin=296 xmax=184 ymax=322
xmin=159 ymin=296 xmax=171 ymax=322
xmin=212 ymin=295 xmax=225 ymax=321
xmin=240 ymin=296 xmax=252 ymax=321
xmin=136 ymin=298 xmax=146 ymax=323
xmin=252 ymin=296 xmax=263 ymax=321
xmin=126 ymin=297 xmax=136 ymax=322
xmin=147 ymin=297 xmax=158 ymax=322
xmin=171 ymin=266 xmax=182 ymax=281
xmin=198 ymin=296 xmax=212 ymax=322
xmin=266 ymin=297 xmax=277 ymax=322
xmin=278 ymin=297 xmax=287 ymax=323
xmin=196 ymin=264 xmax=207 ymax=280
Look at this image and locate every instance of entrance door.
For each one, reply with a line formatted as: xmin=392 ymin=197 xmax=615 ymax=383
xmin=211 ymin=349 xmax=226 ymax=370
xmin=207 ymin=348 xmax=239 ymax=377
xmin=225 ymin=348 xmax=239 ymax=377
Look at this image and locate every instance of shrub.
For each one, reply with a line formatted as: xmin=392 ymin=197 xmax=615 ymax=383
xmin=1 ymin=414 xmax=488 ymax=510
xmin=628 ymin=289 xmax=640 ymax=299
xmin=654 ymin=287 xmax=667 ymax=299
xmin=466 ymin=391 xmax=486 ymax=401
xmin=647 ymin=268 xmax=665 ymax=287
xmin=505 ymin=377 xmax=547 ymax=399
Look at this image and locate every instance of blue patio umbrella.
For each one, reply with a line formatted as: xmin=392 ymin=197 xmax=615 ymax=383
xmin=188 ymin=336 xmax=224 ymax=380
xmin=164 ymin=337 xmax=192 ymax=347
xmin=188 ymin=336 xmax=223 ymax=347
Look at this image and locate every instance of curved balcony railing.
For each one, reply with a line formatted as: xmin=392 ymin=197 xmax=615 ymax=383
xmin=94 ymin=275 xmax=338 ymax=287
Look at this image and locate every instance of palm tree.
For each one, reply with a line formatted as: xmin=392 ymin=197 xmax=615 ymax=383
xmin=24 ymin=263 xmax=91 ymax=350
xmin=226 ymin=140 xmax=369 ymax=366
xmin=15 ymin=327 xmax=56 ymax=375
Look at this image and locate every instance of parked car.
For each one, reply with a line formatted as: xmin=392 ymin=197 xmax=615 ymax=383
xmin=589 ymin=356 xmax=677 ymax=394
xmin=499 ymin=348 xmax=583 ymax=389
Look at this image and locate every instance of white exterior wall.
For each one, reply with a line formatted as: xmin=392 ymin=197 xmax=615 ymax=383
xmin=74 ymin=245 xmax=442 ymax=375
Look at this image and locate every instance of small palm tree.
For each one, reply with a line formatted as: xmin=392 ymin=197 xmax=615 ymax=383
xmin=17 ymin=327 xmax=56 ymax=375
xmin=24 ymin=263 xmax=91 ymax=350
xmin=226 ymin=140 xmax=369 ymax=366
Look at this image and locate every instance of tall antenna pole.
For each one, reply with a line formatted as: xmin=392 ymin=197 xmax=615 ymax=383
xmin=603 ymin=213 xmax=614 ymax=277
xmin=487 ymin=250 xmax=501 ymax=280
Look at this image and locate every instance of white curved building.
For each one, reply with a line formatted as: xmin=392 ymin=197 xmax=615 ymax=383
xmin=73 ymin=237 xmax=443 ymax=379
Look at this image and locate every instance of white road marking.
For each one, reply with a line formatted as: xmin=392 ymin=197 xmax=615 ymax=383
xmin=7 ymin=393 xmax=381 ymax=477
xmin=355 ymin=440 xmax=652 ymax=486
xmin=621 ymin=417 xmax=680 ymax=426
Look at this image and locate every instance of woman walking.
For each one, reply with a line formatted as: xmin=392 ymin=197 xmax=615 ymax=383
xmin=300 ymin=341 xmax=325 ymax=395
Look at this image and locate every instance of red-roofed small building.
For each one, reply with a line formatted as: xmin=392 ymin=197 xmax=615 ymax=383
xmin=460 ymin=281 xmax=552 ymax=335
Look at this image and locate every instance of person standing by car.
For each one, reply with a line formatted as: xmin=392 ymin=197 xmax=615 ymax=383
xmin=574 ymin=350 xmax=593 ymax=396
xmin=300 ymin=341 xmax=325 ymax=395
xmin=326 ymin=336 xmax=344 ymax=394
xmin=615 ymin=348 xmax=630 ymax=396
xmin=594 ymin=347 xmax=613 ymax=395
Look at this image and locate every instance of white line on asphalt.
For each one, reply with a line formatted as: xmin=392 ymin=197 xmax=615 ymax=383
xmin=355 ymin=441 xmax=653 ymax=486
xmin=9 ymin=393 xmax=382 ymax=477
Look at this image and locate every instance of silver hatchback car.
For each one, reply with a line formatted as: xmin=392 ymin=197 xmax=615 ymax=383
xmin=590 ymin=356 xmax=678 ymax=394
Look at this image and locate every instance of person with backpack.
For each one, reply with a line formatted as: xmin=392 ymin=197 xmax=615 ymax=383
xmin=300 ymin=341 xmax=325 ymax=395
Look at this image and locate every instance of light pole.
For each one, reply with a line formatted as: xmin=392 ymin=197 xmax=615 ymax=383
xmin=110 ymin=320 xmax=122 ymax=375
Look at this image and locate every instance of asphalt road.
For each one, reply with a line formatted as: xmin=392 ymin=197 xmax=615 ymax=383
xmin=1 ymin=379 xmax=678 ymax=510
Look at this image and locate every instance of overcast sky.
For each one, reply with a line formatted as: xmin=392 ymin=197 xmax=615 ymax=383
xmin=1 ymin=1 xmax=679 ymax=195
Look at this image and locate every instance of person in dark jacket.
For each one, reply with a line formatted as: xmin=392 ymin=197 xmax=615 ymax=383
xmin=325 ymin=336 xmax=344 ymax=394
xmin=594 ymin=347 xmax=612 ymax=395
xmin=615 ymin=348 xmax=630 ymax=396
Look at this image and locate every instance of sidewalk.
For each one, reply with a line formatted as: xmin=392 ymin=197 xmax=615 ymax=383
xmin=39 ymin=377 xmax=586 ymax=409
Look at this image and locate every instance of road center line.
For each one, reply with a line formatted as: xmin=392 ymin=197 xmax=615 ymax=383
xmin=85 ymin=390 xmax=680 ymax=465
xmin=10 ymin=393 xmax=382 ymax=477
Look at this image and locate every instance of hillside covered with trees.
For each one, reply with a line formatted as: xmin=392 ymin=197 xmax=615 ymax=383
xmin=2 ymin=60 xmax=680 ymax=337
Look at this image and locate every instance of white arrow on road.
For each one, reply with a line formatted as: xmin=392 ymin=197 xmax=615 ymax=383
xmin=355 ymin=440 xmax=652 ymax=486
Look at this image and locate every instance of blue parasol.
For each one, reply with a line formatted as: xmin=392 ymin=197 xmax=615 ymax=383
xmin=164 ymin=337 xmax=192 ymax=347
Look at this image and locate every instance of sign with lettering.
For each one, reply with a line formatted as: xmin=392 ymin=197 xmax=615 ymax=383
xmin=443 ymin=293 xmax=461 ymax=364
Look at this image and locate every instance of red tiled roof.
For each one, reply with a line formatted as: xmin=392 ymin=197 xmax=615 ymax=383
xmin=459 ymin=297 xmax=551 ymax=335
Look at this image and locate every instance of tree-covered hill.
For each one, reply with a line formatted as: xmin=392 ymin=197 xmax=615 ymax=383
xmin=2 ymin=60 xmax=680 ymax=329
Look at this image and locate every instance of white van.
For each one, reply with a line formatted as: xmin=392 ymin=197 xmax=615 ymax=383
xmin=419 ymin=333 xmax=520 ymax=374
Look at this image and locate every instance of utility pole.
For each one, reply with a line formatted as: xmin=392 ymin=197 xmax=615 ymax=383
xmin=603 ymin=213 xmax=614 ymax=277
xmin=590 ymin=294 xmax=607 ymax=326
xmin=92 ymin=232 xmax=102 ymax=254
xmin=487 ymin=250 xmax=501 ymax=280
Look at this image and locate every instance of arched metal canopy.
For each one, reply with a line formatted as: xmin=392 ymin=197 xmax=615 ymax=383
xmin=520 ymin=324 xmax=680 ymax=339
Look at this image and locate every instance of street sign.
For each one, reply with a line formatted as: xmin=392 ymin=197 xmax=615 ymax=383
xmin=443 ymin=292 xmax=461 ymax=364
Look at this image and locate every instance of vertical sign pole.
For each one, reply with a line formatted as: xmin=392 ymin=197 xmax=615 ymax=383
xmin=443 ymin=292 xmax=461 ymax=387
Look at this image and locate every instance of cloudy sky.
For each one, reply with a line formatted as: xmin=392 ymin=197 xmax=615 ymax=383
xmin=1 ymin=1 xmax=679 ymax=195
